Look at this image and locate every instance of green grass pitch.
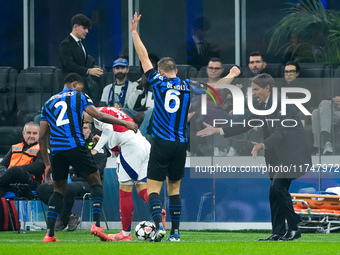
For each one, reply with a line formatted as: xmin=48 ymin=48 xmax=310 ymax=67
xmin=1 ymin=230 xmax=340 ymax=255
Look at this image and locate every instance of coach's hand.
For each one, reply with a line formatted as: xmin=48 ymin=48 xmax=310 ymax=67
xmin=251 ymin=142 xmax=264 ymax=159
xmin=196 ymin=122 xmax=219 ymax=137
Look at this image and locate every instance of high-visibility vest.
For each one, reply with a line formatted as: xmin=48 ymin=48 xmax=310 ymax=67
xmin=8 ymin=142 xmax=40 ymax=169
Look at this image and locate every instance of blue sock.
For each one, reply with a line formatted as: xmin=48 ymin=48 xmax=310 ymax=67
xmin=91 ymin=184 xmax=103 ymax=227
xmin=169 ymin=194 xmax=181 ymax=235
xmin=148 ymin=192 xmax=163 ymax=229
xmin=46 ymin=192 xmax=63 ymax=237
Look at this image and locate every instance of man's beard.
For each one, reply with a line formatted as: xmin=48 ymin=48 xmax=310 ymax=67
xmin=251 ymin=69 xmax=261 ymax=75
xmin=115 ymin=72 xmax=127 ymax=80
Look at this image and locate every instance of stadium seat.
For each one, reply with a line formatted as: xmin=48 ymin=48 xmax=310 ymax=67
xmin=0 ymin=67 xmax=18 ymax=125
xmin=264 ymin=63 xmax=283 ymax=78
xmin=4 ymin=184 xmax=46 ymax=233
xmin=15 ymin=71 xmax=56 ymax=126
xmin=21 ymin=66 xmax=63 ymax=94
xmin=0 ymin=126 xmax=23 ymax=157
xmin=127 ymin=65 xmax=143 ymax=82
xmin=297 ymin=63 xmax=332 ymax=110
xmin=176 ymin=64 xmax=198 ymax=80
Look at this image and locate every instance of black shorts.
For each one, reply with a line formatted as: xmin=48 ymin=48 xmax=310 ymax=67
xmin=147 ymin=137 xmax=187 ymax=182
xmin=51 ymin=146 xmax=97 ymax=181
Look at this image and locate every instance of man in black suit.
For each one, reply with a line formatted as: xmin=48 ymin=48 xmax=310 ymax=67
xmin=197 ymin=73 xmax=311 ymax=241
xmin=59 ymin=14 xmax=103 ymax=105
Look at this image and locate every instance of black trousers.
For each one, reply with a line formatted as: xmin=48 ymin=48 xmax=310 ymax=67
xmin=0 ymin=166 xmax=35 ymax=197
xmin=36 ymin=181 xmax=90 ymax=222
xmin=269 ymin=177 xmax=302 ymax=235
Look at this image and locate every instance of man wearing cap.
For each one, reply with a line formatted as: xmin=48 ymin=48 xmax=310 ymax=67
xmin=99 ymin=58 xmax=140 ymax=117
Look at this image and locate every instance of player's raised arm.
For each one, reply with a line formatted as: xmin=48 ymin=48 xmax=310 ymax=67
xmin=85 ymin=105 xmax=138 ymax=133
xmin=130 ymin=12 xmax=153 ymax=73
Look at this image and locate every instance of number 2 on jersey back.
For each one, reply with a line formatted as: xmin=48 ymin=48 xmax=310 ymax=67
xmin=55 ymin=101 xmax=70 ymax=126
xmin=164 ymin=89 xmax=180 ymax=113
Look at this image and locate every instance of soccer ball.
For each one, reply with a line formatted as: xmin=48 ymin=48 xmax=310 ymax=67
xmin=134 ymin=221 xmax=156 ymax=241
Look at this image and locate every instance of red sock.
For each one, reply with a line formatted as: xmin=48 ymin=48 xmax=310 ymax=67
xmin=119 ymin=189 xmax=133 ymax=232
xmin=138 ymin=188 xmax=148 ymax=203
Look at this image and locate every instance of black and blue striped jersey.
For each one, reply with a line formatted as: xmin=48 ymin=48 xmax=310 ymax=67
xmin=146 ymin=69 xmax=204 ymax=142
xmin=41 ymin=88 xmax=94 ymax=154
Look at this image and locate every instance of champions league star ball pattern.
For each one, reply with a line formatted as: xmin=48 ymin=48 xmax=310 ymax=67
xmin=135 ymin=221 xmax=156 ymax=241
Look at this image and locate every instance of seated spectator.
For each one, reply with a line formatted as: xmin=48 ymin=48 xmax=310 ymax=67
xmin=99 ymin=58 xmax=139 ymax=115
xmin=282 ymin=61 xmax=300 ymax=87
xmin=312 ymin=97 xmax=340 ymax=155
xmin=100 ymin=55 xmax=158 ymax=144
xmin=36 ymin=122 xmax=108 ymax=231
xmin=190 ymin=58 xmax=241 ymax=156
xmin=246 ymin=51 xmax=267 ymax=77
xmin=279 ymin=61 xmax=303 ymax=96
xmin=0 ymin=122 xmax=45 ymax=197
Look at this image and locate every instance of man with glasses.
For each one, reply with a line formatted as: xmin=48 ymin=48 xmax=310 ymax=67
xmin=205 ymin=58 xmax=240 ymax=156
xmin=282 ymin=61 xmax=300 ymax=86
xmin=206 ymin=58 xmax=225 ymax=83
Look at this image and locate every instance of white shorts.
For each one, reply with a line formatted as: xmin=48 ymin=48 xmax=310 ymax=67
xmin=116 ymin=136 xmax=150 ymax=185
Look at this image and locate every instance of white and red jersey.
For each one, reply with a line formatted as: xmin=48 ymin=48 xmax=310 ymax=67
xmin=93 ymin=107 xmax=150 ymax=183
xmin=95 ymin=106 xmax=133 ymax=133
xmin=94 ymin=107 xmax=140 ymax=150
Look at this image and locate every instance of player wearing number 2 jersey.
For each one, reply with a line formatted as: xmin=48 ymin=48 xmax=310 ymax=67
xmin=39 ymin=73 xmax=138 ymax=242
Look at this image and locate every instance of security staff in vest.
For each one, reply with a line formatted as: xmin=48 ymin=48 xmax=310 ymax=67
xmin=0 ymin=122 xmax=45 ymax=197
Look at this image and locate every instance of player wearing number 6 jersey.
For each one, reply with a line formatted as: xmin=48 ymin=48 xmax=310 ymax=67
xmin=130 ymin=13 xmax=210 ymax=242
xmin=85 ymin=107 xmax=151 ymax=241
xmin=131 ymin=13 xmax=240 ymax=242
xmin=39 ymin=73 xmax=138 ymax=242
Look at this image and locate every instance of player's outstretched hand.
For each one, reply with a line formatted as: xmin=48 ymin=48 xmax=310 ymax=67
xmin=125 ymin=121 xmax=139 ymax=133
xmin=130 ymin=12 xmax=142 ymax=33
xmin=196 ymin=122 xmax=218 ymax=137
xmin=251 ymin=141 xmax=263 ymax=159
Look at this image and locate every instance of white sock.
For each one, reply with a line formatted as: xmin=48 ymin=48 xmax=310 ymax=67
xmin=122 ymin=230 xmax=131 ymax=237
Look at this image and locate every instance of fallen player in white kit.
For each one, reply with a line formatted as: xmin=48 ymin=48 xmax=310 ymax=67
xmin=88 ymin=107 xmax=161 ymax=241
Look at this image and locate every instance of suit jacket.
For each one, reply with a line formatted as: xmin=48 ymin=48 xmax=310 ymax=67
xmin=222 ymin=93 xmax=311 ymax=179
xmin=59 ymin=35 xmax=95 ymax=76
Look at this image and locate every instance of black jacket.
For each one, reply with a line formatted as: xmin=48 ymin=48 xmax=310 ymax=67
xmin=222 ymin=93 xmax=312 ymax=179
xmin=59 ymin=35 xmax=95 ymax=76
